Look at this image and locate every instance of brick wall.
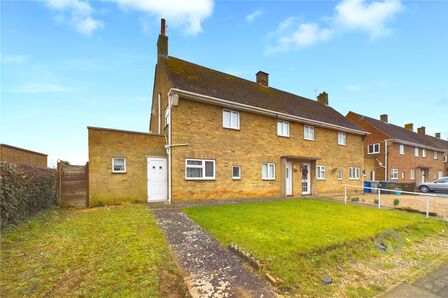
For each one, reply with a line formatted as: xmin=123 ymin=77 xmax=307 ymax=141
xmin=170 ymin=98 xmax=365 ymax=201
xmin=88 ymin=127 xmax=166 ymax=206
xmin=0 ymin=144 xmax=47 ymax=168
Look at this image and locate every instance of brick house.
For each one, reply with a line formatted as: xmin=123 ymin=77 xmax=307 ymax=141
xmin=346 ymin=112 xmax=447 ymax=184
xmin=0 ymin=144 xmax=47 ymax=168
xmin=87 ymin=19 xmax=367 ymax=205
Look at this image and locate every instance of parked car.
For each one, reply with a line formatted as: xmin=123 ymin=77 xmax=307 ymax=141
xmin=418 ymin=177 xmax=448 ymax=193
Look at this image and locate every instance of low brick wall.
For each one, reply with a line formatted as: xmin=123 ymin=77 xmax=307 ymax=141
xmin=0 ymin=144 xmax=47 ymax=168
xmin=0 ymin=162 xmax=56 ymax=230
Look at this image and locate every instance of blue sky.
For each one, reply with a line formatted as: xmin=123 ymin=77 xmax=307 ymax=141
xmin=1 ymin=0 xmax=447 ymax=166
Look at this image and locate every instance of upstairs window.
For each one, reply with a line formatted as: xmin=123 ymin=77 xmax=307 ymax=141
xmin=399 ymin=144 xmax=405 ymax=155
xmin=304 ymin=125 xmax=315 ymax=140
xmin=223 ymin=110 xmax=240 ymax=130
xmin=277 ymin=121 xmax=290 ymax=137
xmin=185 ymin=159 xmax=215 ymax=180
xmin=434 ymin=151 xmax=438 ymax=160
xmin=338 ymin=132 xmax=346 ymax=145
xmin=415 ymin=147 xmax=419 ymax=157
xmin=316 ymin=166 xmax=326 ymax=180
xmin=391 ymin=169 xmax=398 ymax=180
xmin=422 ymin=148 xmax=426 ymax=158
xmin=112 ymin=158 xmax=126 ymax=173
xmin=262 ymin=163 xmax=276 ymax=180
xmin=368 ymin=143 xmax=380 ymax=154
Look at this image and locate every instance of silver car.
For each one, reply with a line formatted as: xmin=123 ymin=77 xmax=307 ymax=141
xmin=418 ymin=177 xmax=448 ymax=193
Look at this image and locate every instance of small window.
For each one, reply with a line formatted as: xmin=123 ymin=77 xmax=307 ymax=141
xmin=444 ymin=153 xmax=447 ymax=162
xmin=410 ymin=169 xmax=415 ymax=180
xmin=337 ymin=170 xmax=343 ymax=180
xmin=438 ymin=171 xmax=443 ymax=179
xmin=232 ymin=166 xmax=241 ymax=180
xmin=391 ymin=169 xmax=398 ymax=180
xmin=112 ymin=158 xmax=126 ymax=173
xmin=349 ymin=167 xmax=360 ymax=180
xmin=223 ymin=110 xmax=240 ymax=130
xmin=164 ymin=107 xmax=170 ymax=128
xmin=368 ymin=143 xmax=380 ymax=154
xmin=415 ymin=147 xmax=419 ymax=157
xmin=316 ymin=165 xmax=326 ymax=180
xmin=262 ymin=163 xmax=275 ymax=180
xmin=338 ymin=132 xmax=346 ymax=145
xmin=185 ymin=159 xmax=215 ymax=180
xmin=422 ymin=149 xmax=426 ymax=158
xmin=434 ymin=151 xmax=438 ymax=160
xmin=277 ymin=121 xmax=290 ymax=137
xmin=304 ymin=125 xmax=315 ymax=140
xmin=399 ymin=144 xmax=404 ymax=155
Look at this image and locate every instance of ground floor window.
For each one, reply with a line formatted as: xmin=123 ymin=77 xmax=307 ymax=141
xmin=391 ymin=169 xmax=398 ymax=180
xmin=337 ymin=170 xmax=343 ymax=180
xmin=349 ymin=167 xmax=360 ymax=179
xmin=185 ymin=159 xmax=215 ymax=180
xmin=316 ymin=165 xmax=326 ymax=180
xmin=112 ymin=158 xmax=126 ymax=173
xmin=232 ymin=166 xmax=241 ymax=180
xmin=262 ymin=163 xmax=275 ymax=180
xmin=438 ymin=171 xmax=443 ymax=179
xmin=410 ymin=169 xmax=415 ymax=180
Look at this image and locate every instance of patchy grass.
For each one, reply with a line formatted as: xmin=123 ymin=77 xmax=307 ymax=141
xmin=1 ymin=205 xmax=187 ymax=297
xmin=184 ymin=199 xmax=448 ymax=297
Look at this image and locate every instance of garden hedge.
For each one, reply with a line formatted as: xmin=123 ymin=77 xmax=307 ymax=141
xmin=0 ymin=162 xmax=56 ymax=230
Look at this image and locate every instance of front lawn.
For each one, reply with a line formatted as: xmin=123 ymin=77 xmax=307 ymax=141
xmin=1 ymin=205 xmax=186 ymax=297
xmin=184 ymin=199 xmax=448 ymax=297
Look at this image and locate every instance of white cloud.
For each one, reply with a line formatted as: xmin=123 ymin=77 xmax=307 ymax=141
xmin=1 ymin=55 xmax=26 ymax=64
xmin=267 ymin=0 xmax=402 ymax=53
xmin=246 ymin=9 xmax=263 ymax=22
xmin=346 ymin=84 xmax=361 ymax=91
xmin=45 ymin=0 xmax=104 ymax=36
xmin=110 ymin=0 xmax=214 ymax=35
xmin=4 ymin=83 xmax=73 ymax=94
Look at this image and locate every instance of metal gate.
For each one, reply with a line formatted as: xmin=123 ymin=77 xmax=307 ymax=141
xmin=57 ymin=162 xmax=88 ymax=207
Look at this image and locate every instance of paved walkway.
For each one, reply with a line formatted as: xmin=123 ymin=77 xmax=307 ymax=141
xmin=153 ymin=208 xmax=275 ymax=298
xmin=381 ymin=261 xmax=448 ymax=298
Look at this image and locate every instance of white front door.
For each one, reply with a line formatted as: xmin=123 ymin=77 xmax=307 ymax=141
xmin=286 ymin=161 xmax=293 ymax=196
xmin=147 ymin=158 xmax=167 ymax=202
xmin=301 ymin=163 xmax=311 ymax=195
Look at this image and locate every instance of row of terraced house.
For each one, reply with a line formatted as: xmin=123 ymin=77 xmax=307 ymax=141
xmin=86 ymin=20 xmax=448 ymax=206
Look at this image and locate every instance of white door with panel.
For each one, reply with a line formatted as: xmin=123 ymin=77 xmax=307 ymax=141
xmin=286 ymin=161 xmax=293 ymax=196
xmin=147 ymin=158 xmax=167 ymax=202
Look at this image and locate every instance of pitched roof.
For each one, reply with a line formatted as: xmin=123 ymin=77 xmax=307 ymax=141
xmin=160 ymin=56 xmax=364 ymax=133
xmin=348 ymin=112 xmax=447 ymax=151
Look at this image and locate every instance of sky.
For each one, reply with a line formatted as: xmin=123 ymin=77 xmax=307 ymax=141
xmin=1 ymin=0 xmax=447 ymax=167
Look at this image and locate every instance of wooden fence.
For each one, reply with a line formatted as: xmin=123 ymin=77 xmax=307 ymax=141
xmin=57 ymin=162 xmax=88 ymax=207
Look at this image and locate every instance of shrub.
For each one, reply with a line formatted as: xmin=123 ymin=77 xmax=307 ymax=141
xmin=374 ymin=198 xmax=379 ymax=205
xmin=93 ymin=201 xmax=105 ymax=207
xmin=393 ymin=199 xmax=400 ymax=207
xmin=350 ymin=197 xmax=360 ymax=202
xmin=0 ymin=162 xmax=56 ymax=230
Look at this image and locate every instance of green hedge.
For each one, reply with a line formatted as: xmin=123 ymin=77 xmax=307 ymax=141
xmin=0 ymin=162 xmax=56 ymax=230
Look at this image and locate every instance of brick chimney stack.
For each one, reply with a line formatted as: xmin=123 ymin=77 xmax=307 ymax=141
xmin=435 ymin=132 xmax=441 ymax=139
xmin=404 ymin=123 xmax=414 ymax=131
xmin=317 ymin=92 xmax=329 ymax=105
xmin=417 ymin=126 xmax=426 ymax=135
xmin=256 ymin=71 xmax=269 ymax=87
xmin=157 ymin=18 xmax=168 ymax=59
xmin=380 ymin=114 xmax=388 ymax=123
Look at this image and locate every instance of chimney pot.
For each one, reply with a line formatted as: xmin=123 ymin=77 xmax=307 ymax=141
xmin=157 ymin=18 xmax=168 ymax=59
xmin=161 ymin=18 xmax=166 ymax=36
xmin=380 ymin=114 xmax=388 ymax=123
xmin=417 ymin=126 xmax=426 ymax=135
xmin=317 ymin=92 xmax=329 ymax=105
xmin=404 ymin=123 xmax=414 ymax=131
xmin=256 ymin=71 xmax=269 ymax=87
xmin=435 ymin=132 xmax=441 ymax=139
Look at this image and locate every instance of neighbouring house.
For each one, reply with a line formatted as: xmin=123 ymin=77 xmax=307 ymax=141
xmin=425 ymin=133 xmax=448 ymax=176
xmin=0 ymin=144 xmax=48 ymax=168
xmin=346 ymin=112 xmax=447 ymax=184
xmin=87 ymin=19 xmax=367 ymax=206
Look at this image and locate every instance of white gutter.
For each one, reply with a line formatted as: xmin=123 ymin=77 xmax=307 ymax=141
xmin=168 ymin=88 xmax=368 ymax=136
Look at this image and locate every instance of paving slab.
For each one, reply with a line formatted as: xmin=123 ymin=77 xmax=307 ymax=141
xmin=153 ymin=208 xmax=275 ymax=298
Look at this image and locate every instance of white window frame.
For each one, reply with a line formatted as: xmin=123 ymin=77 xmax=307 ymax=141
xmin=316 ymin=165 xmax=326 ymax=180
xmin=223 ymin=109 xmax=240 ymax=130
xmin=415 ymin=147 xmax=419 ymax=157
xmin=422 ymin=148 xmax=426 ymax=158
xmin=438 ymin=171 xmax=443 ymax=179
xmin=164 ymin=107 xmax=170 ymax=128
xmin=349 ymin=167 xmax=360 ymax=180
xmin=338 ymin=132 xmax=346 ymax=146
xmin=401 ymin=171 xmax=405 ymax=179
xmin=367 ymin=143 xmax=380 ymax=154
xmin=304 ymin=125 xmax=315 ymax=141
xmin=112 ymin=158 xmax=126 ymax=173
xmin=391 ymin=169 xmax=398 ymax=180
xmin=434 ymin=151 xmax=438 ymax=160
xmin=444 ymin=153 xmax=447 ymax=162
xmin=399 ymin=144 xmax=405 ymax=155
xmin=232 ymin=166 xmax=241 ymax=180
xmin=337 ymin=170 xmax=343 ymax=180
xmin=410 ymin=169 xmax=415 ymax=180
xmin=262 ymin=162 xmax=276 ymax=180
xmin=277 ymin=121 xmax=290 ymax=137
xmin=185 ymin=159 xmax=215 ymax=180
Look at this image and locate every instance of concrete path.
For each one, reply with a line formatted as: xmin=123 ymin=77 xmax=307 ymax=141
xmin=381 ymin=261 xmax=448 ymax=298
xmin=153 ymin=208 xmax=275 ymax=298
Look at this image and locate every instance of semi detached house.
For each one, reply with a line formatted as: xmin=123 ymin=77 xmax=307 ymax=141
xmin=87 ymin=20 xmax=367 ymax=206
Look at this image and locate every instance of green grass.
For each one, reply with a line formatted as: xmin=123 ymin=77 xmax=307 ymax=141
xmin=1 ymin=205 xmax=186 ymax=297
xmin=184 ymin=199 xmax=447 ymax=296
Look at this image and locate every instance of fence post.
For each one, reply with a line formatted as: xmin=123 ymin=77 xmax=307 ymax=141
xmin=378 ymin=189 xmax=381 ymax=209
xmin=344 ymin=185 xmax=347 ymax=205
xmin=425 ymin=196 xmax=429 ymax=218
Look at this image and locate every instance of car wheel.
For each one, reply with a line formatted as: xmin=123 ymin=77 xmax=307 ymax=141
xmin=419 ymin=185 xmax=430 ymax=193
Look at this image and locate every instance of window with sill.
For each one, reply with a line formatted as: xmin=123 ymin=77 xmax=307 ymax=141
xmin=410 ymin=170 xmax=415 ymax=180
xmin=185 ymin=159 xmax=215 ymax=180
xmin=368 ymin=143 xmax=380 ymax=154
xmin=349 ymin=167 xmax=360 ymax=179
xmin=391 ymin=169 xmax=398 ymax=180
xmin=232 ymin=166 xmax=241 ymax=180
xmin=434 ymin=151 xmax=438 ymax=160
xmin=277 ymin=121 xmax=289 ymax=137
xmin=262 ymin=163 xmax=275 ymax=180
xmin=415 ymin=147 xmax=419 ymax=157
xmin=338 ymin=132 xmax=346 ymax=145
xmin=223 ymin=110 xmax=240 ymax=130
xmin=304 ymin=125 xmax=315 ymax=140
xmin=112 ymin=158 xmax=126 ymax=173
xmin=399 ymin=144 xmax=405 ymax=155
xmin=337 ymin=170 xmax=343 ymax=180
xmin=422 ymin=149 xmax=426 ymax=158
xmin=316 ymin=165 xmax=326 ymax=180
